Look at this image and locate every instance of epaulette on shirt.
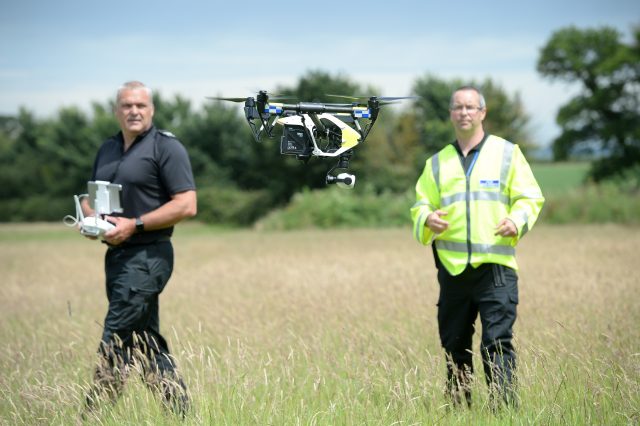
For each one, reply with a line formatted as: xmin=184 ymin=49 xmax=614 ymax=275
xmin=158 ymin=130 xmax=176 ymax=138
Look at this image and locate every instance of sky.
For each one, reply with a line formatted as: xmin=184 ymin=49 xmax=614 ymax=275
xmin=1 ymin=0 xmax=638 ymax=147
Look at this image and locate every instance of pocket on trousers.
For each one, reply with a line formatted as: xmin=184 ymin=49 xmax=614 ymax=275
xmin=502 ymin=266 xmax=519 ymax=305
xmin=491 ymin=264 xmax=519 ymax=304
xmin=491 ymin=264 xmax=506 ymax=287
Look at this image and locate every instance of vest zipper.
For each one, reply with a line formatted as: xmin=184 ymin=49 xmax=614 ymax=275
xmin=465 ymin=150 xmax=479 ymax=265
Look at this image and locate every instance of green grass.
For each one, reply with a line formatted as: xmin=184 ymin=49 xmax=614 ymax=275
xmin=0 ymin=224 xmax=638 ymax=424
xmin=530 ymin=161 xmax=590 ymax=196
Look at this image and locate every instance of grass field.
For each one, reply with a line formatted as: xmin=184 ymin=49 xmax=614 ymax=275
xmin=530 ymin=162 xmax=590 ymax=196
xmin=0 ymin=223 xmax=638 ymax=425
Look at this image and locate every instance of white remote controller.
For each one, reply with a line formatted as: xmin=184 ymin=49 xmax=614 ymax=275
xmin=63 ymin=191 xmax=118 ymax=239
xmin=80 ymin=216 xmax=115 ymax=237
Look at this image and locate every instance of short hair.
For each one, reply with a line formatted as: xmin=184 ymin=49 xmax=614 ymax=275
xmin=116 ymin=81 xmax=154 ymax=105
xmin=450 ymin=86 xmax=486 ymax=109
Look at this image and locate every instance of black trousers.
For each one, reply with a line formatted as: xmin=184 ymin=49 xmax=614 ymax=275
xmin=85 ymin=241 xmax=188 ymax=415
xmin=437 ymin=263 xmax=518 ymax=406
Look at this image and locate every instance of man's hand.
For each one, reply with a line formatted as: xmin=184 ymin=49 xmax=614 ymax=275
xmin=103 ymin=216 xmax=136 ymax=246
xmin=495 ymin=218 xmax=518 ymax=237
xmin=426 ymin=210 xmax=450 ymax=233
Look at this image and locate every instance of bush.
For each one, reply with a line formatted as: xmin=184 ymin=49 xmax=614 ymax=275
xmin=258 ymin=176 xmax=640 ymax=230
xmin=255 ymin=186 xmax=414 ymax=230
xmin=197 ymin=185 xmax=273 ymax=226
xmin=0 ymin=196 xmax=71 ymax=222
xmin=540 ymin=175 xmax=640 ymax=225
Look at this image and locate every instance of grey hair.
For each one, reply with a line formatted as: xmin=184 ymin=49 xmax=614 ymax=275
xmin=116 ymin=81 xmax=154 ymax=105
xmin=450 ymin=86 xmax=486 ymax=109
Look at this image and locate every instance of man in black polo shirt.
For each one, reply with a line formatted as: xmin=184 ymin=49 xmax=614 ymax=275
xmin=81 ymin=81 xmax=196 ymax=417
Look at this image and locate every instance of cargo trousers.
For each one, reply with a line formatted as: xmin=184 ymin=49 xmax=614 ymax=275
xmin=84 ymin=240 xmax=189 ymax=416
xmin=437 ymin=262 xmax=519 ymax=407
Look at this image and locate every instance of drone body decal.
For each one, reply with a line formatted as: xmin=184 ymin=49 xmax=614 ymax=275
xmin=210 ymin=91 xmax=414 ymax=188
xmin=277 ymin=113 xmax=360 ymax=156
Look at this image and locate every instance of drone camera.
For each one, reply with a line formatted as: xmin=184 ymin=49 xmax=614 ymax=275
xmin=280 ymin=124 xmax=312 ymax=156
xmin=326 ymin=172 xmax=356 ymax=189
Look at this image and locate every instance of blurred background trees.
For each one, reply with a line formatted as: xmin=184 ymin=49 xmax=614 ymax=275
xmin=537 ymin=25 xmax=640 ymax=182
xmin=1 ymin=24 xmax=637 ymax=225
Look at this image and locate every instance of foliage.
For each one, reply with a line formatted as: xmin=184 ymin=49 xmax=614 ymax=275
xmin=275 ymin=69 xmax=362 ymax=104
xmin=537 ymin=25 xmax=640 ymax=181
xmin=1 ymin=196 xmax=70 ymax=222
xmin=0 ymin=107 xmax=108 ymax=222
xmin=255 ymin=185 xmax=414 ymax=230
xmin=0 ymin=70 xmax=564 ymax=225
xmin=257 ymin=162 xmax=639 ymax=229
xmin=541 ymin=181 xmax=640 ymax=225
xmin=347 ymin=107 xmax=421 ymax=194
xmin=196 ymin=185 xmax=273 ymax=226
xmin=412 ymin=75 xmax=533 ymax=155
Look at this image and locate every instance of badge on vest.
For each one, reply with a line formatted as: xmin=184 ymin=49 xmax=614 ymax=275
xmin=479 ymin=179 xmax=500 ymax=188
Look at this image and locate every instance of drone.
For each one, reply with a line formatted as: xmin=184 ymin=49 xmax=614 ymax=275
xmin=209 ymin=91 xmax=414 ymax=188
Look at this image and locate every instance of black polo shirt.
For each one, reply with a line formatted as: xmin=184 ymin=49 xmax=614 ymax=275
xmin=91 ymin=125 xmax=195 ymax=244
xmin=453 ymin=132 xmax=488 ymax=174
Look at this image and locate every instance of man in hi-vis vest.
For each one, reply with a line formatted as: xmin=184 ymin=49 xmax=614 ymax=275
xmin=411 ymin=86 xmax=544 ymax=408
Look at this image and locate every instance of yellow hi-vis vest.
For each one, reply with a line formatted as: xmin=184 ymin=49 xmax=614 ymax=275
xmin=411 ymin=135 xmax=544 ymax=276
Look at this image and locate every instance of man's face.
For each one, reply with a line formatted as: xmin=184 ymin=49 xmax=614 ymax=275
xmin=115 ymin=88 xmax=154 ymax=139
xmin=449 ymin=89 xmax=486 ymax=134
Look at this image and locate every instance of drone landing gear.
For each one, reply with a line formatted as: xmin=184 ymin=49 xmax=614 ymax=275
xmin=326 ymin=152 xmax=356 ymax=189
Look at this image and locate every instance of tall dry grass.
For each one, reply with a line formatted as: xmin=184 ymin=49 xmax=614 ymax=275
xmin=0 ymin=223 xmax=638 ymax=424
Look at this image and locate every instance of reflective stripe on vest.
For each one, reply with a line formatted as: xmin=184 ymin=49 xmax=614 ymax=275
xmin=500 ymin=142 xmax=514 ymax=193
xmin=412 ymin=199 xmax=436 ymax=242
xmin=435 ymin=239 xmax=515 ymax=256
xmin=441 ymin=191 xmax=510 ymax=207
xmin=432 ymin=153 xmax=440 ymax=194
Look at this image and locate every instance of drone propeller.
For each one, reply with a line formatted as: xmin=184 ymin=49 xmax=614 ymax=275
xmin=326 ymin=94 xmax=418 ymax=103
xmin=207 ymin=96 xmax=249 ymax=103
xmin=252 ymin=89 xmax=297 ymax=101
xmin=207 ymin=91 xmax=295 ymax=103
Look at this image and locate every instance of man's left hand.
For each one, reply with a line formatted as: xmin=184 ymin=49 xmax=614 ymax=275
xmin=103 ymin=216 xmax=136 ymax=245
xmin=495 ymin=218 xmax=518 ymax=237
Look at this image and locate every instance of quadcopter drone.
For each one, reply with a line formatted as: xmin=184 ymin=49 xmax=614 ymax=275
xmin=210 ymin=91 xmax=414 ymax=188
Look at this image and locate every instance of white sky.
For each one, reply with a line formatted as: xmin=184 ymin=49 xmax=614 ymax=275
xmin=1 ymin=0 xmax=638 ymax=146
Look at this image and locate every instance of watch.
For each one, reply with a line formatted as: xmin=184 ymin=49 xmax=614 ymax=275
xmin=135 ymin=217 xmax=144 ymax=233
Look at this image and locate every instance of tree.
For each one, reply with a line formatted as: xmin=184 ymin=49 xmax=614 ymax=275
xmin=537 ymin=25 xmax=640 ymax=181
xmin=350 ymin=104 xmax=423 ymax=194
xmin=0 ymin=107 xmax=102 ymax=220
xmin=277 ymin=69 xmax=362 ymax=104
xmin=411 ymin=75 xmax=532 ymax=157
xmin=0 ymin=71 xmax=534 ymax=222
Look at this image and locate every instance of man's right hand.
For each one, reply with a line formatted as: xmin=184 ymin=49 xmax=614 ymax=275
xmin=426 ymin=210 xmax=450 ymax=233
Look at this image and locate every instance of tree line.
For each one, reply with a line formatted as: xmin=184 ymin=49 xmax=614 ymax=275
xmin=0 ymin=25 xmax=637 ymax=224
